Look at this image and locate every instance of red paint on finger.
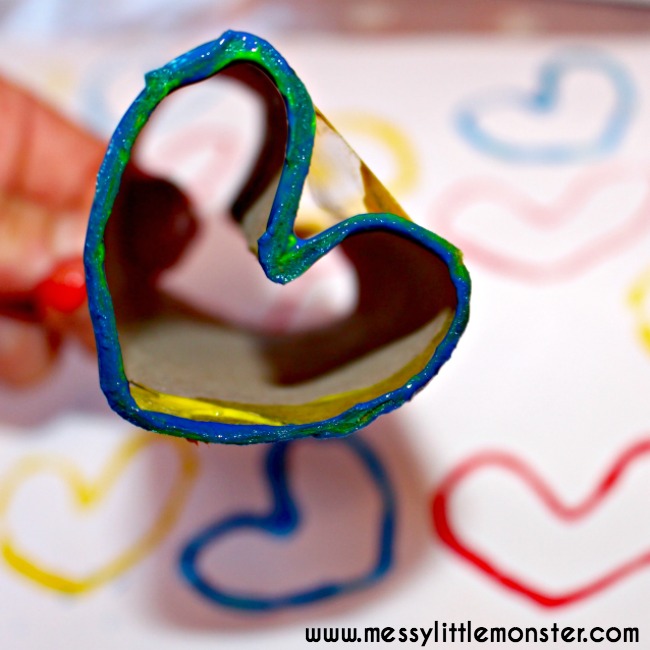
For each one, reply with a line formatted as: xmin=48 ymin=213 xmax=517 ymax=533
xmin=34 ymin=257 xmax=86 ymax=315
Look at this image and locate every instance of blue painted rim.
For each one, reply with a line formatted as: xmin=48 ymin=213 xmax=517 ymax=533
xmin=84 ymin=30 xmax=471 ymax=444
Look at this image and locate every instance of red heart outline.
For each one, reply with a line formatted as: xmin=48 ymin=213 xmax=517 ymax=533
xmin=432 ymin=166 xmax=650 ymax=282
xmin=431 ymin=440 xmax=650 ymax=607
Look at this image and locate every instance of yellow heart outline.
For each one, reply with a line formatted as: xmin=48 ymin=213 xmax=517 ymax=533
xmin=628 ymin=266 xmax=650 ymax=352
xmin=0 ymin=432 xmax=198 ymax=594
xmin=332 ymin=111 xmax=419 ymax=196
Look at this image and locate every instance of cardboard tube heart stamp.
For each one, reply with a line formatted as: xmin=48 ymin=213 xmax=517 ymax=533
xmin=431 ymin=441 xmax=650 ymax=607
xmin=84 ymin=31 xmax=470 ymax=444
xmin=179 ymin=435 xmax=395 ymax=611
xmin=0 ymin=433 xmax=197 ymax=595
xmin=454 ymin=48 xmax=636 ymax=164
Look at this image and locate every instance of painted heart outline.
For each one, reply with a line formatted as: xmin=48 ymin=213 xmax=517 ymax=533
xmin=628 ymin=266 xmax=650 ymax=353
xmin=179 ymin=435 xmax=395 ymax=611
xmin=432 ymin=165 xmax=650 ymax=282
xmin=84 ymin=30 xmax=470 ymax=444
xmin=455 ymin=48 xmax=636 ymax=164
xmin=431 ymin=441 xmax=650 ymax=607
xmin=0 ymin=432 xmax=198 ymax=595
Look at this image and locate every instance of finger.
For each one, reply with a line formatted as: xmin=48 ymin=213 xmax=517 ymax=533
xmin=42 ymin=305 xmax=95 ymax=353
xmin=33 ymin=256 xmax=94 ymax=350
xmin=0 ymin=76 xmax=105 ymax=212
xmin=0 ymin=78 xmax=100 ymax=294
xmin=112 ymin=169 xmax=198 ymax=275
xmin=0 ymin=198 xmax=87 ymax=298
xmin=0 ymin=317 xmax=59 ymax=386
xmin=105 ymin=170 xmax=199 ymax=320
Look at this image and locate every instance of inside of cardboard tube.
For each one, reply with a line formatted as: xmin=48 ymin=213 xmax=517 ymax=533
xmin=105 ymin=62 xmax=457 ymax=424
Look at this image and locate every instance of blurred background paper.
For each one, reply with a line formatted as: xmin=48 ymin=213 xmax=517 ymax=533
xmin=1 ymin=0 xmax=650 ymax=648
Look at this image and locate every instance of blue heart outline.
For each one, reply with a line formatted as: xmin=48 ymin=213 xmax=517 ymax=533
xmin=455 ymin=48 xmax=637 ymax=164
xmin=179 ymin=436 xmax=395 ymax=611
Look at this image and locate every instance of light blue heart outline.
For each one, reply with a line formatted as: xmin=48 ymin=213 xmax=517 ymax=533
xmin=179 ymin=436 xmax=395 ymax=611
xmin=455 ymin=48 xmax=636 ymax=164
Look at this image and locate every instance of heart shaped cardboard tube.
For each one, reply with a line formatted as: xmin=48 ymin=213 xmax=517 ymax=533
xmin=103 ymin=62 xmax=456 ymax=427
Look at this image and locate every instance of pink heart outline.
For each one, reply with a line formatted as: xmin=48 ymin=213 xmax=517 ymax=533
xmin=431 ymin=440 xmax=650 ymax=607
xmin=432 ymin=166 xmax=650 ymax=282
